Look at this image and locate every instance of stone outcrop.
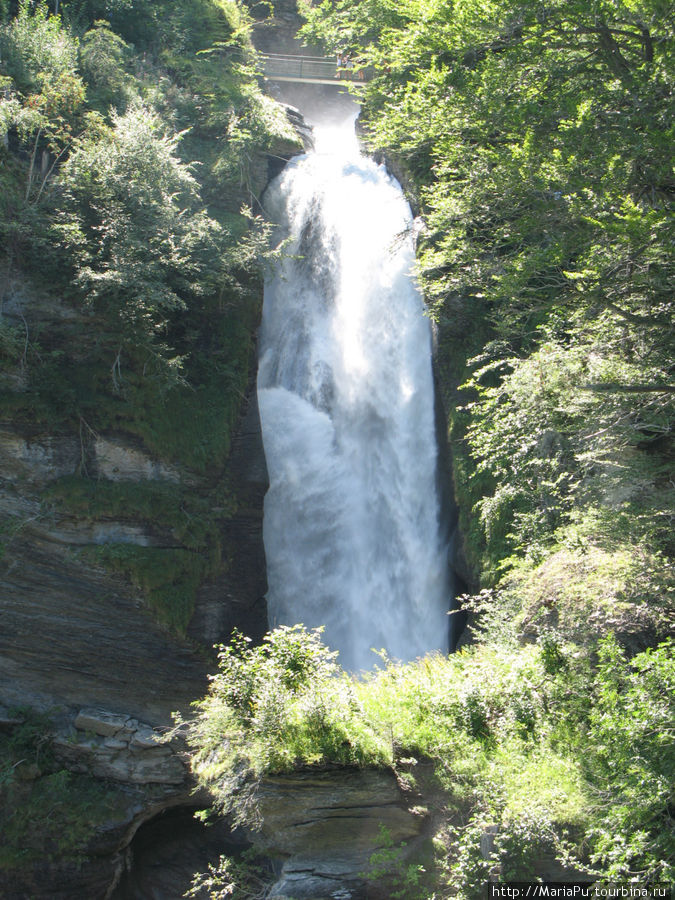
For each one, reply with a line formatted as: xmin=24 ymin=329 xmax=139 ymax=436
xmin=0 ymin=704 xmax=197 ymax=900
xmin=247 ymin=0 xmax=307 ymax=56
xmin=53 ymin=708 xmax=186 ymax=785
xmin=0 ymin=530 xmax=209 ymax=722
xmin=250 ymin=768 xmax=428 ymax=899
xmin=0 ymin=427 xmax=81 ymax=484
xmin=94 ymin=436 xmax=182 ymax=483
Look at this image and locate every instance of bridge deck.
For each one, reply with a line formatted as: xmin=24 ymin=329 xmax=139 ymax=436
xmin=258 ymin=53 xmax=368 ymax=85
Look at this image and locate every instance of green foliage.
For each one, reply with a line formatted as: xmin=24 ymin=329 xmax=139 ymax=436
xmin=0 ymin=1 xmax=78 ymax=92
xmin=0 ymin=3 xmax=87 ymax=262
xmin=0 ymin=302 xmax=256 ymax=472
xmin=505 ymin=543 xmax=674 ymax=648
xmin=0 ymin=319 xmax=24 ymax=370
xmin=0 ymin=770 xmax=122 ymax=867
xmin=188 ymin=627 xmax=675 ymax=890
xmin=78 ymin=20 xmax=131 ymax=111
xmin=0 ymin=707 xmax=127 ymax=870
xmin=0 ymin=707 xmax=55 ymax=785
xmin=585 ymin=637 xmax=675 ymax=880
xmin=184 ymin=626 xmax=390 ymax=825
xmin=186 ymin=849 xmax=272 ymax=900
xmin=105 ymin=346 xmax=252 ymax=472
xmin=0 ymin=0 xmax=291 ymax=479
xmin=444 ymin=819 xmax=494 ymax=900
xmin=464 ymin=336 xmax=674 ymax=577
xmin=85 ymin=543 xmax=214 ymax=633
xmin=53 ymin=100 xmax=228 ymax=362
xmin=365 ymin=825 xmax=427 ymax=900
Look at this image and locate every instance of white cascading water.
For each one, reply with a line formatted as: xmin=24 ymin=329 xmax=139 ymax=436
xmin=257 ymin=113 xmax=449 ymax=670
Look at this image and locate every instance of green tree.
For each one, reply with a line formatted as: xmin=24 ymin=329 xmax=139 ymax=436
xmin=0 ymin=0 xmax=77 ymax=92
xmin=53 ymin=100 xmax=231 ymax=383
xmin=78 ymin=20 xmax=130 ymax=111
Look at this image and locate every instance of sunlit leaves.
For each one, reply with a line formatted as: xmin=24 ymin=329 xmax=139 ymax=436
xmin=586 ymin=637 xmax=675 ymax=880
xmin=463 ymin=333 xmax=673 ymax=565
xmin=0 ymin=1 xmax=78 ymax=92
xmin=52 ymin=101 xmax=233 ymax=370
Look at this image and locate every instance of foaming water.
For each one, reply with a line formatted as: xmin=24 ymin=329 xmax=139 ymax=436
xmin=257 ymin=118 xmax=449 ymax=670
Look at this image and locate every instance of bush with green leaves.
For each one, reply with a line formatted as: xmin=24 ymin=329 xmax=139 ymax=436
xmin=0 ymin=1 xmax=78 ymax=92
xmin=1 ymin=0 xmax=294 ymax=404
xmin=186 ymin=626 xmax=674 ymax=896
xmin=78 ymin=20 xmax=131 ymax=111
xmin=464 ymin=332 xmax=674 ymax=578
xmin=185 ymin=849 xmax=273 ymax=900
xmin=0 ymin=2 xmax=87 ymax=260
xmin=584 ymin=638 xmax=675 ymax=881
xmin=184 ymin=626 xmax=390 ymax=827
xmin=53 ymin=100 xmax=229 ymax=373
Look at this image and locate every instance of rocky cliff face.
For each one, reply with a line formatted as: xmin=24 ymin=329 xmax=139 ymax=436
xmin=0 ymin=377 xmax=266 ymax=725
xmin=250 ymin=769 xmax=428 ymax=900
xmin=245 ymin=0 xmax=308 ymax=56
xmin=0 ymin=704 xmax=195 ymax=898
xmin=0 ymin=118 xmax=307 ymax=893
xmin=0 ymin=360 xmax=267 ymax=894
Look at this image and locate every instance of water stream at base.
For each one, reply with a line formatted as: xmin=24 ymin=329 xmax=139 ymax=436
xmin=257 ymin=112 xmax=449 ymax=670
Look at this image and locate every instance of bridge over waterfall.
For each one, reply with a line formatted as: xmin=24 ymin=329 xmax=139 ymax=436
xmin=258 ymin=53 xmax=369 ymax=85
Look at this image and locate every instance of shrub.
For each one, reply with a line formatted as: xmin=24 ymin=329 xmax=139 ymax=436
xmin=79 ymin=20 xmax=131 ymax=112
xmin=187 ymin=627 xmax=675 ymax=890
xmin=585 ymin=637 xmax=675 ymax=881
xmin=0 ymin=1 xmax=78 ymax=93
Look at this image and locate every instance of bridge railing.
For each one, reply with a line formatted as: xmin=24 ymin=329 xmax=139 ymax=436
xmin=259 ymin=53 xmax=337 ymax=81
xmin=258 ymin=53 xmax=370 ymax=83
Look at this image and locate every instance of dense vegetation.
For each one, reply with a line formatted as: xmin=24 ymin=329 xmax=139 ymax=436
xmin=184 ymin=0 xmax=674 ymax=895
xmin=0 ymin=0 xmax=300 ymax=627
xmin=186 ymin=625 xmax=673 ymax=897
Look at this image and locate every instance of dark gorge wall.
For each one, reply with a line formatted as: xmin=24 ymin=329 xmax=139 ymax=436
xmin=187 ymin=362 xmax=271 ymax=652
xmin=0 ymin=282 xmax=269 ymax=724
xmin=0 ymin=132 xmax=303 ymax=897
xmin=0 ymin=303 xmax=263 ymax=898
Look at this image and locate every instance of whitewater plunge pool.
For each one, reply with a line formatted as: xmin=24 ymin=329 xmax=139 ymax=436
xmin=257 ymin=110 xmax=450 ymax=670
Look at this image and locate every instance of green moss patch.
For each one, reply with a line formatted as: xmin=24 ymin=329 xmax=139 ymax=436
xmin=84 ymin=543 xmax=215 ymax=633
xmin=0 ymin=709 xmax=129 ymax=870
xmin=45 ymin=475 xmax=235 ymax=550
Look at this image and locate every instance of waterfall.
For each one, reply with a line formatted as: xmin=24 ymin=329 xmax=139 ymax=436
xmin=257 ymin=113 xmax=449 ymax=670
